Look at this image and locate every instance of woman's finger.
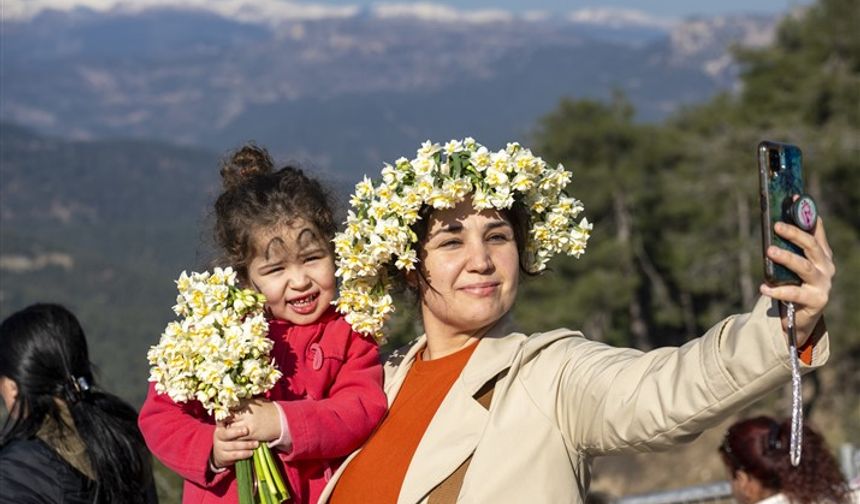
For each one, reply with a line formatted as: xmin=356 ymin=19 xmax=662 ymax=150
xmin=766 ymin=245 xmax=819 ymax=284
xmin=812 ymin=217 xmax=833 ymax=259
xmin=759 ymin=283 xmax=826 ymax=309
xmin=773 ymin=222 xmax=827 ymax=266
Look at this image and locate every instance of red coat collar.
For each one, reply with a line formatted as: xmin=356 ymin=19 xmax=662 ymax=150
xmin=266 ymin=305 xmax=339 ymax=331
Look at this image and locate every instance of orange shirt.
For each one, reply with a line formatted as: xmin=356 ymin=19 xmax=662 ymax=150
xmin=330 ymin=341 xmax=479 ymax=504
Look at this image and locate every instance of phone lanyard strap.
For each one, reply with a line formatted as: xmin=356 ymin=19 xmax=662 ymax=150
xmin=785 ymin=300 xmax=803 ymax=466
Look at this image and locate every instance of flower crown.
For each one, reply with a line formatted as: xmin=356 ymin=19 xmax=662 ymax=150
xmin=333 ymin=138 xmax=592 ymax=340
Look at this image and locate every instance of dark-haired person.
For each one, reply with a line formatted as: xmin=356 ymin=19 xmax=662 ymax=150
xmin=0 ymin=303 xmax=157 ymax=504
xmin=138 ymin=143 xmax=386 ymax=504
xmin=319 ymin=139 xmax=834 ymax=503
xmin=720 ymin=416 xmax=852 ymax=504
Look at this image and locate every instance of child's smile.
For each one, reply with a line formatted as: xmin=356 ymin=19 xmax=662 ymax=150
xmin=288 ymin=291 xmax=321 ymax=315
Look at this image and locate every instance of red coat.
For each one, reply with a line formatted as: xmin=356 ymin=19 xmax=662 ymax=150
xmin=139 ymin=308 xmax=387 ymax=504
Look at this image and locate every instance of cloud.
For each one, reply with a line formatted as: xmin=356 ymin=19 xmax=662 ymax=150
xmin=567 ymin=7 xmax=676 ymax=30
xmin=371 ymin=3 xmax=513 ymax=24
xmin=3 ymin=1 xmax=676 ymax=30
xmin=3 ymin=0 xmax=359 ymax=23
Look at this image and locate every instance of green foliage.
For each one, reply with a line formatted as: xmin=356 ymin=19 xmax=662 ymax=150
xmin=529 ymin=0 xmax=859 ymax=435
xmin=153 ymin=460 xmax=184 ymax=503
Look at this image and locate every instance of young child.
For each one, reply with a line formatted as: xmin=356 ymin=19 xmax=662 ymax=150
xmin=139 ymin=144 xmax=388 ymax=504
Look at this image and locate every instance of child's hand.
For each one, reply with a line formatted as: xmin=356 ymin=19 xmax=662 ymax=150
xmin=229 ymin=398 xmax=282 ymax=443
xmin=211 ymin=421 xmax=258 ymax=469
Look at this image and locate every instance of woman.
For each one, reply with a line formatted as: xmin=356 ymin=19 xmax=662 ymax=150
xmin=322 ymin=139 xmax=833 ymax=503
xmin=0 ymin=304 xmax=157 ymax=503
xmin=720 ymin=417 xmax=851 ymax=504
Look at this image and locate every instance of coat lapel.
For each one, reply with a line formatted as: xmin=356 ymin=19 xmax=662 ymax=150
xmin=397 ymin=315 xmax=526 ymax=504
xmin=384 ymin=335 xmax=426 ymax=406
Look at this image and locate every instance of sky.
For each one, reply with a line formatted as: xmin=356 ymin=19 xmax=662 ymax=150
xmin=305 ymin=0 xmax=811 ymax=17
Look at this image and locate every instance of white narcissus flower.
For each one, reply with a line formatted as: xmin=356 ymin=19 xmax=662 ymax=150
xmin=381 ymin=163 xmax=402 ymax=185
xmin=395 ymin=248 xmax=417 ymax=271
xmin=489 ymin=185 xmax=514 ymax=209
xmin=511 ymin=173 xmax=535 ymax=192
xmin=413 ymin=157 xmax=434 ymax=177
xmin=176 ymin=271 xmax=192 ymax=291
xmin=444 ymin=139 xmax=464 ymax=154
xmin=471 ymin=186 xmax=493 ymax=210
xmin=471 ymin=146 xmax=491 ymax=172
xmin=375 ymin=182 xmax=394 ymax=200
xmin=417 ymin=140 xmax=441 ymax=158
xmin=485 ymin=165 xmax=508 ymax=187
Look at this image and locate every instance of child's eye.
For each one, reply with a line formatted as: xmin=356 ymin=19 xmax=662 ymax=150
xmin=304 ymin=256 xmax=322 ymax=263
xmin=263 ymin=266 xmax=283 ymax=275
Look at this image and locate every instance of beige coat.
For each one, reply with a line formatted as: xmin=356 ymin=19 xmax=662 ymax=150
xmin=318 ymin=297 xmax=829 ymax=503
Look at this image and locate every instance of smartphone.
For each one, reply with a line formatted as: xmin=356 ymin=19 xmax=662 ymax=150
xmin=758 ymin=141 xmax=805 ymax=286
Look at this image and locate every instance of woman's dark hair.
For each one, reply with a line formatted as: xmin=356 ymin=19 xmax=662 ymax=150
xmin=0 ymin=304 xmax=153 ymax=503
xmin=396 ymin=197 xmax=535 ymax=296
xmin=719 ymin=416 xmax=850 ymax=504
xmin=214 ymin=143 xmax=337 ymax=281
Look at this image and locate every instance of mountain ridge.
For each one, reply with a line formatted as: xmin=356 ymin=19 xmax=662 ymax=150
xmin=2 ymin=6 xmax=778 ymax=176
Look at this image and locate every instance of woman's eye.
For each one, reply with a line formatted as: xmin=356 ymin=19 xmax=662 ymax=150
xmin=439 ymin=239 xmax=462 ymax=248
xmin=488 ymin=233 xmax=510 ymax=242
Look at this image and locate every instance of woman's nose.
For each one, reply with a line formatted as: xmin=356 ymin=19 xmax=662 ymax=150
xmin=465 ymin=241 xmax=494 ymax=273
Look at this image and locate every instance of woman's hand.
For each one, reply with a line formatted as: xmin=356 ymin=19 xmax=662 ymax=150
xmin=228 ymin=398 xmax=282 ymax=443
xmin=759 ymin=216 xmax=835 ymax=346
xmin=211 ymin=421 xmax=258 ymax=469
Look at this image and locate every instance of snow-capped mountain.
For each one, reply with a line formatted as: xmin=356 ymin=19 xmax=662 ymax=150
xmin=1 ymin=1 xmax=779 ymax=175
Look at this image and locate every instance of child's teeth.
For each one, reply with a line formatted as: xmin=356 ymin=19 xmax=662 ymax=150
xmin=291 ymin=294 xmax=317 ymax=306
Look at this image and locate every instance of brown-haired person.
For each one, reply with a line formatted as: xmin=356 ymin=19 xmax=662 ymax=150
xmin=720 ymin=416 xmax=852 ymax=504
xmin=138 ymin=144 xmax=386 ymax=504
xmin=320 ymin=139 xmax=835 ymax=503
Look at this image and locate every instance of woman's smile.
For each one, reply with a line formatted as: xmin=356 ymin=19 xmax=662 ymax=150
xmin=458 ymin=281 xmax=501 ymax=297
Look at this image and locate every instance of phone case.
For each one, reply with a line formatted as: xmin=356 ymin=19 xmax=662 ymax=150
xmin=758 ymin=141 xmax=805 ymax=285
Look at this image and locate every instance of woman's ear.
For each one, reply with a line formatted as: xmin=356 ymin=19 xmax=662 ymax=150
xmin=405 ymin=269 xmax=418 ymax=290
xmin=0 ymin=376 xmax=19 ymax=413
xmin=734 ymin=469 xmax=766 ymax=504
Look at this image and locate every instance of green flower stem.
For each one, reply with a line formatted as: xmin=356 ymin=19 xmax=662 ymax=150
xmin=258 ymin=449 xmax=276 ymax=503
xmin=261 ymin=444 xmax=289 ymax=500
xmin=254 ymin=448 xmax=273 ymax=504
xmin=235 ymin=458 xmax=254 ymax=504
xmin=253 ymin=449 xmax=270 ymax=504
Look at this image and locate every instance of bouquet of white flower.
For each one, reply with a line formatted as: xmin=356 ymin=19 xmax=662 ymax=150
xmin=147 ymin=267 xmax=289 ymax=503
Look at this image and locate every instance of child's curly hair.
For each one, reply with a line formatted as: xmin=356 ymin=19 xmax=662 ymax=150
xmin=213 ymin=143 xmax=336 ymax=281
